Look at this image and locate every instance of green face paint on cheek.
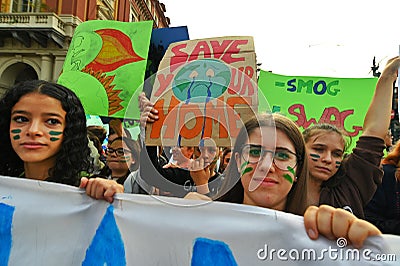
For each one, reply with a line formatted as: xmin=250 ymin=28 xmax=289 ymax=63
xmin=335 ymin=161 xmax=341 ymax=168
xmin=120 ymin=156 xmax=131 ymax=162
xmin=240 ymin=161 xmax=253 ymax=176
xmin=283 ymin=166 xmax=296 ymax=184
xmin=49 ymin=131 xmax=62 ymax=142
xmin=283 ymin=174 xmax=293 ymax=184
xmin=11 ymin=129 xmax=21 ymax=140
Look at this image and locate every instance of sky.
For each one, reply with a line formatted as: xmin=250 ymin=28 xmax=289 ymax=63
xmin=162 ymin=0 xmax=400 ymax=78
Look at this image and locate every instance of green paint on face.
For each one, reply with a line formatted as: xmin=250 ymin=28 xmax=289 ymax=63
xmin=50 ymin=137 xmax=60 ymax=142
xmin=240 ymin=161 xmax=253 ymax=176
xmin=283 ymin=174 xmax=294 ymax=184
xmin=49 ymin=131 xmax=62 ymax=136
xmin=241 ymin=161 xmax=249 ymax=170
xmin=11 ymin=129 xmax=21 ymax=133
xmin=13 ymin=135 xmax=20 ymax=140
xmin=242 ymin=167 xmax=253 ymax=176
xmin=287 ymin=166 xmax=296 ymax=176
xmin=121 ymin=156 xmax=131 ymax=161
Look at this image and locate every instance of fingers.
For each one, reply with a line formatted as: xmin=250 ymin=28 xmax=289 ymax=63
xmin=184 ymin=192 xmax=212 ymax=201
xmin=190 ymin=158 xmax=204 ymax=172
xmin=331 ymin=208 xmax=354 ymax=239
xmin=79 ymin=177 xmax=88 ymax=188
xmin=304 ymin=205 xmax=336 ymax=240
xmin=304 ymin=205 xmax=382 ymax=248
xmin=347 ymin=219 xmax=381 ymax=248
xmin=104 ymin=184 xmax=123 ymax=203
xmin=303 ymin=205 xmax=319 ymax=240
xmin=84 ymin=178 xmax=123 ymax=203
xmin=139 ymin=103 xmax=159 ymax=128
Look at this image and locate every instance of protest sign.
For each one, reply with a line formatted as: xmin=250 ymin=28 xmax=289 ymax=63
xmin=57 ymin=20 xmax=153 ymax=119
xmin=258 ymin=70 xmax=378 ymax=151
xmin=0 ymin=176 xmax=399 ymax=265
xmin=143 ymin=36 xmax=259 ymax=147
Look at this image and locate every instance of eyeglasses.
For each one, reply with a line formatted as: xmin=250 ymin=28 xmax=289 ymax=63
xmin=241 ymin=144 xmax=299 ymax=171
xmin=106 ymin=147 xmax=131 ymax=157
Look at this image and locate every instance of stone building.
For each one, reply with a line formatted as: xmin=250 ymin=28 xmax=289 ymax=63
xmin=0 ymin=0 xmax=169 ymax=95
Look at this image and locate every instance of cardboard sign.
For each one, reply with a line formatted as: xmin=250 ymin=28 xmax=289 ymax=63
xmin=57 ymin=20 xmax=153 ymax=119
xmin=258 ymin=70 xmax=378 ymax=152
xmin=145 ymin=36 xmax=259 ymax=147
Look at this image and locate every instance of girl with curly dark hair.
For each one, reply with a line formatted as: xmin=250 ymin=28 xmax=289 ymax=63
xmin=0 ymin=80 xmax=92 ymax=186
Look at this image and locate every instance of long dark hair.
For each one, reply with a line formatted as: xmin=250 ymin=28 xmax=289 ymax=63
xmin=217 ymin=113 xmax=309 ymax=215
xmin=0 ymin=80 xmax=92 ymax=186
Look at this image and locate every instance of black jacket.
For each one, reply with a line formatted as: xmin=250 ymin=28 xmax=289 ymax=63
xmin=365 ymin=164 xmax=400 ymax=235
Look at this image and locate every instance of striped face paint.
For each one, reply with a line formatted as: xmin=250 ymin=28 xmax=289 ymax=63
xmin=240 ymin=161 xmax=253 ymax=176
xmin=118 ymin=155 xmax=131 ymax=162
xmin=49 ymin=131 xmax=62 ymax=142
xmin=335 ymin=161 xmax=341 ymax=168
xmin=283 ymin=166 xmax=296 ymax=184
xmin=10 ymin=129 xmax=21 ymax=140
xmin=309 ymin=153 xmax=320 ymax=161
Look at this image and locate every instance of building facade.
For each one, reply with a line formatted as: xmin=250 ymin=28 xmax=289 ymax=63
xmin=0 ymin=0 xmax=169 ymax=95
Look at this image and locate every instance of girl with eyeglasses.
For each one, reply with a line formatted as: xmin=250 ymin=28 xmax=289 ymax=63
xmin=186 ymin=113 xmax=381 ymax=248
xmin=98 ymin=136 xmax=140 ymax=185
xmin=217 ymin=113 xmax=308 ymax=215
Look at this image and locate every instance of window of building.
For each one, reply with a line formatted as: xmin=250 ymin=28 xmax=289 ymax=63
xmin=11 ymin=0 xmax=40 ymax=12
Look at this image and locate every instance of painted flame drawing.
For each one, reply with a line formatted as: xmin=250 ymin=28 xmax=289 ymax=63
xmin=83 ymin=29 xmax=145 ymax=116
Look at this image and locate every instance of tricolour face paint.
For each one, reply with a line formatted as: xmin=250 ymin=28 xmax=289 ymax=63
xmin=240 ymin=161 xmax=253 ymax=176
xmin=335 ymin=161 xmax=341 ymax=168
xmin=11 ymin=129 xmax=21 ymax=140
xmin=49 ymin=131 xmax=62 ymax=142
xmin=309 ymin=153 xmax=320 ymax=161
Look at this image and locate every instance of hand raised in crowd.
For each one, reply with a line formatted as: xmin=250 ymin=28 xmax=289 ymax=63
xmin=80 ymin=177 xmax=124 ymax=203
xmin=139 ymin=92 xmax=158 ymax=127
xmin=304 ymin=205 xmax=381 ymax=248
xmin=189 ymin=158 xmax=213 ymax=195
xmin=380 ymin=56 xmax=400 ymax=81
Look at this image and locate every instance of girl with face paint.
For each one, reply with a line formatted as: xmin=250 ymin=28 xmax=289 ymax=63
xmin=0 ymin=80 xmax=124 ymax=203
xmin=217 ymin=113 xmax=308 ymax=215
xmin=186 ymin=113 xmax=381 ymax=248
xmin=0 ymin=80 xmax=91 ymax=185
xmin=96 ymin=136 xmax=140 ymax=185
xmin=303 ymin=56 xmax=400 ymax=219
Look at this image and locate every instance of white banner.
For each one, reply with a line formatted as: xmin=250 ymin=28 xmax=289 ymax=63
xmin=0 ymin=175 xmax=399 ymax=266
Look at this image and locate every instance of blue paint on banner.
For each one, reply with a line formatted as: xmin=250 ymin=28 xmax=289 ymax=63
xmin=0 ymin=203 xmax=15 ymax=266
xmin=82 ymin=205 xmax=126 ymax=266
xmin=191 ymin=237 xmax=238 ymax=266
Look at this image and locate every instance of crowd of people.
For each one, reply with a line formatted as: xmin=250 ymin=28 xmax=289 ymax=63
xmin=1 ymin=56 xmax=400 ymax=251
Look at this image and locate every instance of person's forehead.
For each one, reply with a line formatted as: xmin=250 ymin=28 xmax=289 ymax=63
xmin=109 ymin=139 xmax=123 ymax=148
